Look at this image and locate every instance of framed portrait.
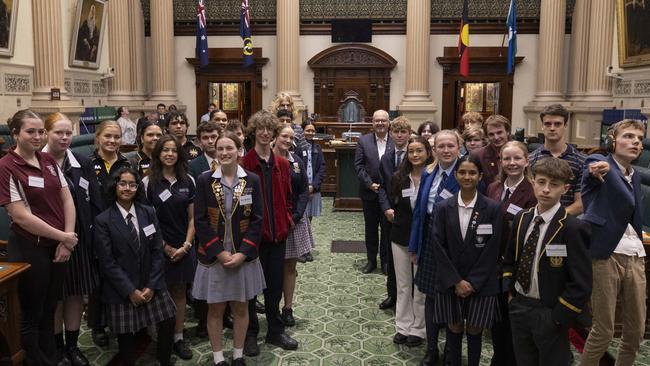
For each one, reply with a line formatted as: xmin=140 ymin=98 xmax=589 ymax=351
xmin=0 ymin=0 xmax=19 ymax=57
xmin=616 ymin=0 xmax=650 ymax=68
xmin=222 ymin=83 xmax=239 ymax=111
xmin=69 ymin=0 xmax=107 ymax=69
xmin=464 ymin=83 xmax=484 ymax=113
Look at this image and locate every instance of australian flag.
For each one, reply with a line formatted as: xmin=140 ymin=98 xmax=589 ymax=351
xmin=241 ymin=0 xmax=254 ymax=66
xmin=507 ymin=0 xmax=517 ymax=74
xmin=196 ymin=0 xmax=208 ymax=68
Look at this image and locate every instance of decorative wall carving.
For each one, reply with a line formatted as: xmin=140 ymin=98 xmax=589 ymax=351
xmin=73 ymin=80 xmax=92 ymax=96
xmin=64 ymin=78 xmax=73 ymax=94
xmin=319 ymin=52 xmax=386 ymax=66
xmin=615 ymin=80 xmax=633 ymax=95
xmin=92 ymin=80 xmax=107 ymax=96
xmin=3 ymin=73 xmax=31 ymax=94
xmin=634 ymin=80 xmax=650 ymax=96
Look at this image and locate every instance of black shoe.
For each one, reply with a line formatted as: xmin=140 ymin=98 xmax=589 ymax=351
xmin=361 ymin=261 xmax=377 ymax=274
xmin=56 ymin=355 xmax=72 ymax=366
xmin=232 ymin=358 xmax=246 ymax=366
xmin=381 ymin=263 xmax=388 ymax=275
xmin=420 ymin=347 xmax=439 ymax=366
xmin=406 ymin=335 xmax=423 ymax=347
xmin=393 ymin=333 xmax=408 ymax=344
xmin=223 ymin=313 xmax=234 ymax=330
xmin=281 ymin=308 xmax=296 ymax=326
xmin=173 ymin=339 xmax=193 ymax=360
xmin=66 ymin=347 xmax=90 ymax=366
xmin=304 ymin=252 xmax=314 ymax=262
xmin=215 ymin=362 xmax=229 ymax=366
xmin=265 ymin=333 xmax=298 ymax=350
xmin=91 ymin=329 xmax=109 ymax=347
xmin=255 ymin=299 xmax=265 ymax=314
xmin=378 ymin=296 xmax=396 ymax=310
xmin=244 ymin=336 xmax=260 ymax=357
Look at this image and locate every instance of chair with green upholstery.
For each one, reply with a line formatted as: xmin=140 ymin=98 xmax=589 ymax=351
xmin=70 ymin=133 xmax=97 ymax=158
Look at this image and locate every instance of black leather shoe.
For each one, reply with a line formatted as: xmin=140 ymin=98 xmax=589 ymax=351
xmin=281 ymin=308 xmax=296 ymax=326
xmin=265 ymin=333 xmax=298 ymax=350
xmin=56 ymin=355 xmax=72 ymax=366
xmin=232 ymin=358 xmax=246 ymax=366
xmin=381 ymin=263 xmax=388 ymax=275
xmin=255 ymin=299 xmax=265 ymax=314
xmin=379 ymin=296 xmax=396 ymax=310
xmin=406 ymin=335 xmax=423 ymax=347
xmin=91 ymin=329 xmax=109 ymax=347
xmin=244 ymin=336 xmax=260 ymax=357
xmin=66 ymin=347 xmax=90 ymax=366
xmin=361 ymin=261 xmax=377 ymax=274
xmin=393 ymin=333 xmax=407 ymax=344
xmin=215 ymin=362 xmax=229 ymax=366
xmin=420 ymin=347 xmax=439 ymax=366
xmin=173 ymin=339 xmax=193 ymax=360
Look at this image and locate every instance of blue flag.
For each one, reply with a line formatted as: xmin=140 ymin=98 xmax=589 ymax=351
xmin=196 ymin=0 xmax=208 ymax=68
xmin=240 ymin=0 xmax=254 ymax=66
xmin=506 ymin=0 xmax=517 ymax=74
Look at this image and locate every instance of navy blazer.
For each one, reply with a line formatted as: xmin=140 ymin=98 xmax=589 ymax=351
xmin=304 ymin=142 xmax=326 ymax=192
xmin=378 ymin=147 xmax=398 ymax=212
xmin=502 ymin=206 xmax=592 ymax=327
xmin=289 ymin=153 xmax=309 ymax=223
xmin=189 ymin=154 xmax=210 ymax=179
xmin=581 ymin=154 xmax=643 ymax=259
xmin=408 ymin=162 xmax=461 ymax=257
xmin=93 ymin=202 xmax=165 ymax=304
xmin=389 ymin=177 xmax=416 ymax=246
xmin=432 ymin=193 xmax=502 ymax=296
xmin=354 ymin=133 xmax=394 ymax=201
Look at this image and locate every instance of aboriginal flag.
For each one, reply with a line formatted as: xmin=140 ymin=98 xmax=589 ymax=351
xmin=458 ymin=0 xmax=470 ymax=77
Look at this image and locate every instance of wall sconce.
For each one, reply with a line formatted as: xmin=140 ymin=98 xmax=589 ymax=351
xmin=262 ymin=79 xmax=268 ymax=88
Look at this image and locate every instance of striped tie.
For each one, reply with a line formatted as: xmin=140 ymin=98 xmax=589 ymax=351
xmin=126 ymin=213 xmax=140 ymax=250
xmin=516 ymin=216 xmax=544 ymax=293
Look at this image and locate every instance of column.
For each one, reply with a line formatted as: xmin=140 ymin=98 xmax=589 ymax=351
xmin=276 ymin=0 xmax=304 ymax=108
xmin=584 ymin=0 xmax=615 ymax=101
xmin=31 ymin=0 xmax=68 ymax=101
xmin=533 ymin=0 xmax=565 ymax=102
xmin=567 ymin=0 xmax=590 ymax=100
xmin=129 ymin=0 xmax=147 ymax=101
xmin=149 ymin=0 xmax=176 ymax=101
xmin=397 ymin=0 xmax=436 ymax=125
xmin=107 ymin=0 xmax=132 ymax=101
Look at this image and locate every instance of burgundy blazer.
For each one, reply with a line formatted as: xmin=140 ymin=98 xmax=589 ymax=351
xmin=470 ymin=144 xmax=501 ymax=185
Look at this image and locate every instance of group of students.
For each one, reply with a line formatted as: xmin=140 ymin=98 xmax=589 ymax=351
xmin=357 ymin=105 xmax=646 ymax=366
xmin=0 ymin=93 xmax=327 ymax=366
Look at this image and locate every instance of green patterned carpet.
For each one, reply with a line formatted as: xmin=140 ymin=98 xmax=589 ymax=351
xmin=73 ymin=198 xmax=649 ymax=365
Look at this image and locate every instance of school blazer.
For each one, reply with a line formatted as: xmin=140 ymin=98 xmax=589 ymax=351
xmin=305 ymin=142 xmax=326 ymax=192
xmin=65 ymin=151 xmax=105 ymax=247
xmin=432 ymin=193 xmax=502 ymax=296
xmin=581 ymin=153 xmax=643 ymax=259
xmin=408 ymin=162 xmax=460 ymax=257
xmin=502 ymin=206 xmax=592 ymax=327
xmin=289 ymin=153 xmax=310 ymax=223
xmin=389 ymin=178 xmax=416 ymax=247
xmin=486 ymin=179 xmax=537 ymax=258
xmin=93 ymin=203 xmax=165 ymax=304
xmin=189 ymin=154 xmax=210 ymax=179
xmin=378 ymin=147 xmax=397 ymax=212
xmin=194 ymin=169 xmax=263 ymax=265
xmin=354 ymin=133 xmax=394 ymax=201
xmin=470 ymin=143 xmax=501 ymax=185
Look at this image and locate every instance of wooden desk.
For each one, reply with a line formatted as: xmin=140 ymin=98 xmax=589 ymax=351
xmin=313 ymin=122 xmax=373 ymax=138
xmin=332 ymin=143 xmax=362 ymax=211
xmin=0 ymin=262 xmax=31 ymax=365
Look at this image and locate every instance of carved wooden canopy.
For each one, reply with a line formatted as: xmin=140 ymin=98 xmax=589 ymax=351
xmin=308 ymin=44 xmax=396 ymax=121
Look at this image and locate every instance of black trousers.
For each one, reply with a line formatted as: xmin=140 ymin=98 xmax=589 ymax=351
xmin=8 ymin=231 xmax=66 ymax=366
xmin=248 ymin=241 xmax=286 ymax=337
xmin=116 ymin=317 xmax=175 ymax=366
xmin=509 ymin=294 xmax=570 ymax=366
xmin=490 ymin=291 xmax=517 ymax=366
xmin=425 ymin=295 xmax=441 ymax=352
xmin=385 ymin=233 xmax=396 ymax=299
xmin=361 ymin=198 xmax=390 ymax=265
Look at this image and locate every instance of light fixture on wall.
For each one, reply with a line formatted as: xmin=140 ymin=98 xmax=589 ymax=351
xmin=262 ymin=79 xmax=268 ymax=88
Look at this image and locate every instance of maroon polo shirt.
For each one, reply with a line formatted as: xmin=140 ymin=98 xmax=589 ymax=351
xmin=0 ymin=148 xmax=67 ymax=246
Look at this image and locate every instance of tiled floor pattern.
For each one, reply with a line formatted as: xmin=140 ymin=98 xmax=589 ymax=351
xmin=74 ymin=198 xmax=650 ymax=365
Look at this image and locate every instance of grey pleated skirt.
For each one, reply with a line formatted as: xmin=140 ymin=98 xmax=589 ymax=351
xmin=192 ymin=258 xmax=266 ymax=303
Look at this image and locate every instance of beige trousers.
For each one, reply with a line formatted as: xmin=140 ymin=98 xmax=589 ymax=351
xmin=392 ymin=242 xmax=426 ymax=338
xmin=580 ymin=254 xmax=647 ymax=366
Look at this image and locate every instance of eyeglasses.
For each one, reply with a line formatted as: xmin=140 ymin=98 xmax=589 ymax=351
xmin=213 ymin=118 xmax=228 ymax=122
xmin=117 ymin=181 xmax=139 ymax=190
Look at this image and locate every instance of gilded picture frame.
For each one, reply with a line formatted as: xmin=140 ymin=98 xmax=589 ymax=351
xmin=616 ymin=0 xmax=650 ymax=68
xmin=69 ymin=0 xmax=107 ymax=69
xmin=0 ymin=0 xmax=19 ymax=57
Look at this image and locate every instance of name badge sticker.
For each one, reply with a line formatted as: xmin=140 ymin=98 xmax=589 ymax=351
xmin=506 ymin=203 xmax=523 ymax=215
xmin=143 ymin=224 xmax=156 ymax=237
xmin=28 ymin=176 xmax=45 ymax=188
xmin=546 ymin=244 xmax=567 ymax=257
xmin=158 ymin=189 xmax=172 ymax=202
xmin=302 ymin=150 xmax=307 ymax=157
xmin=476 ymin=224 xmax=493 ymax=235
xmin=240 ymin=194 xmax=253 ymax=205
xmin=78 ymin=177 xmax=89 ymax=191
xmin=402 ymin=188 xmax=414 ymax=198
xmin=439 ymin=189 xmax=453 ymax=199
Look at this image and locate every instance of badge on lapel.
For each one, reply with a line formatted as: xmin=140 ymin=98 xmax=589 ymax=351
xmin=549 ymin=256 xmax=564 ymax=267
xmin=293 ymin=162 xmax=301 ymax=174
xmin=189 ymin=147 xmax=200 ymax=158
xmin=243 ymin=204 xmax=252 ymax=217
xmin=475 ymin=235 xmax=486 ymax=248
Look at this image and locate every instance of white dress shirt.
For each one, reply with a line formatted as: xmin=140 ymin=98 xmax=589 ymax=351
xmin=376 ymin=134 xmax=387 ymax=160
xmin=502 ymin=176 xmax=525 ymax=200
xmin=612 ymin=158 xmax=645 ymax=257
xmin=116 ymin=202 xmax=139 ymax=234
xmin=427 ymin=159 xmax=458 ymax=214
xmin=457 ymin=192 xmax=478 ymax=240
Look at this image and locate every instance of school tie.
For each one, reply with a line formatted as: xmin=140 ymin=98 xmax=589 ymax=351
xmin=395 ymin=150 xmax=404 ymax=167
xmin=501 ymin=188 xmax=512 ymax=204
xmin=436 ymin=172 xmax=449 ymax=197
xmin=126 ymin=213 xmax=140 ymax=250
xmin=210 ymin=159 xmax=218 ymax=172
xmin=516 ymin=216 xmax=544 ymax=293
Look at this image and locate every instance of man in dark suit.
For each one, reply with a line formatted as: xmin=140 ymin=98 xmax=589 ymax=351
xmin=189 ymin=121 xmax=221 ymax=178
xmin=579 ymin=120 xmax=646 ymax=366
xmin=503 ymin=157 xmax=592 ymax=366
xmin=378 ymin=116 xmax=411 ymax=309
xmin=470 ymin=114 xmax=511 ymax=185
xmin=354 ymin=109 xmax=394 ymax=273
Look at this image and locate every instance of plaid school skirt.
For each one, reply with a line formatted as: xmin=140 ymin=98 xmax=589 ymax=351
xmin=285 ymin=214 xmax=314 ymax=259
xmin=432 ymin=292 xmax=500 ymax=329
xmin=105 ymin=290 xmax=176 ymax=334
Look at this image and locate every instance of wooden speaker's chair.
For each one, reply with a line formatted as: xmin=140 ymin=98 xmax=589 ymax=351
xmin=337 ymin=92 xmax=366 ymax=123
